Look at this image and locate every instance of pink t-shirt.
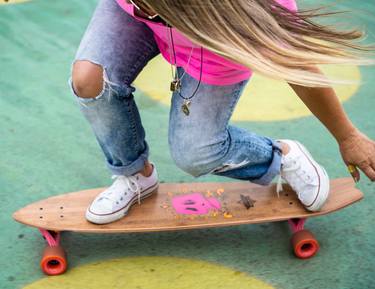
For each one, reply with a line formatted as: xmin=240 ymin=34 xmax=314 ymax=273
xmin=116 ymin=0 xmax=297 ymax=86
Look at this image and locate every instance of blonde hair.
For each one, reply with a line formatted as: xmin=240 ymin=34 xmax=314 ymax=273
xmin=140 ymin=0 xmax=374 ymax=87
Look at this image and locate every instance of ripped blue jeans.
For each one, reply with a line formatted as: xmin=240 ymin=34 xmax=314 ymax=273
xmin=69 ymin=0 xmax=282 ymax=185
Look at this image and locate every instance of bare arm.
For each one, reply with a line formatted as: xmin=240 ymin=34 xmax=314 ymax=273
xmin=288 ymin=66 xmax=356 ymax=142
xmin=288 ymin=66 xmax=375 ymax=181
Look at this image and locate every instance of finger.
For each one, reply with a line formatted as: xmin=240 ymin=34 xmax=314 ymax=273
xmin=370 ymin=151 xmax=375 ymax=172
xmin=358 ymin=162 xmax=375 ymax=182
xmin=353 ymin=167 xmax=360 ymax=182
xmin=347 ymin=164 xmax=360 ymax=182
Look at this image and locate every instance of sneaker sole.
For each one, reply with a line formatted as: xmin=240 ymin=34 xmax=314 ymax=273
xmin=295 ymin=141 xmax=330 ymax=211
xmin=85 ymin=182 xmax=159 ymax=224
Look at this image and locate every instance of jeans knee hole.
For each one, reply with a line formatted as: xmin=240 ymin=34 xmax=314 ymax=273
xmin=69 ymin=77 xmax=107 ymax=105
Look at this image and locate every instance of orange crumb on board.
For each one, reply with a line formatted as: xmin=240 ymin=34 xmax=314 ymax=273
xmin=167 ymin=192 xmax=173 ymax=197
xmin=216 ymin=188 xmax=225 ymax=195
xmin=206 ymin=190 xmax=213 ymax=197
xmin=223 ymin=212 xmax=233 ymax=218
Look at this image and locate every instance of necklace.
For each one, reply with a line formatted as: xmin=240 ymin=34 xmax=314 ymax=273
xmin=167 ymin=35 xmax=195 ymax=90
xmin=167 ymin=25 xmax=203 ymax=116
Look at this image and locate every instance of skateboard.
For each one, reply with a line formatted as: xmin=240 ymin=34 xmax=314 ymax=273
xmin=13 ymin=177 xmax=363 ymax=276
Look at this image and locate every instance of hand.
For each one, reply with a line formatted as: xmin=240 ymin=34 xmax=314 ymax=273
xmin=339 ymin=129 xmax=375 ymax=182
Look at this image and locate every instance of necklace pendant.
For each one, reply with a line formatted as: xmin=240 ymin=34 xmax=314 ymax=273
xmin=181 ymin=100 xmax=191 ymax=116
xmin=170 ymin=79 xmax=181 ymax=92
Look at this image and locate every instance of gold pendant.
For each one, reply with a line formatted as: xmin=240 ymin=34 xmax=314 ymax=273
xmin=170 ymin=79 xmax=181 ymax=92
xmin=181 ymin=100 xmax=191 ymax=116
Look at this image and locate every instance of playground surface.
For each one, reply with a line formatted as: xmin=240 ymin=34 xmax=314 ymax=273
xmin=1 ymin=1 xmax=374 ymax=289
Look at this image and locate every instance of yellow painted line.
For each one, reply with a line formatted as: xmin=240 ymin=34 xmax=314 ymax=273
xmin=135 ymin=56 xmax=360 ymax=121
xmin=23 ymin=256 xmax=275 ymax=289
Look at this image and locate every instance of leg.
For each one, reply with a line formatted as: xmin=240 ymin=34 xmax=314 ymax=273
xmin=168 ymin=67 xmax=282 ymax=185
xmin=69 ymin=0 xmax=159 ymax=176
xmin=169 ymin=68 xmax=329 ymax=212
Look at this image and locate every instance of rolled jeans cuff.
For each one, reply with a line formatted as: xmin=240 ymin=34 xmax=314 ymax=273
xmin=106 ymin=144 xmax=149 ymax=176
xmin=250 ymin=139 xmax=282 ymax=186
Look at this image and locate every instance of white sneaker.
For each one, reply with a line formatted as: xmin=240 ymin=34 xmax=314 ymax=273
xmin=276 ymin=140 xmax=330 ymax=212
xmin=86 ymin=164 xmax=159 ymax=224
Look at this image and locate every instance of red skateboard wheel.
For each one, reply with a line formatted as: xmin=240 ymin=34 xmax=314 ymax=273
xmin=291 ymin=229 xmax=319 ymax=259
xmin=40 ymin=245 xmax=67 ymax=275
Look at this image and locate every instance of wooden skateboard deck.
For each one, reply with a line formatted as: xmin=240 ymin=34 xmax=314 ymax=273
xmin=14 ymin=177 xmax=362 ymax=232
xmin=12 ymin=177 xmax=363 ymax=275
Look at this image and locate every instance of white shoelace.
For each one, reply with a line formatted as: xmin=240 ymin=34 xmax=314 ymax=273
xmin=276 ymin=175 xmax=284 ymax=198
xmin=276 ymin=155 xmax=315 ymax=198
xmin=101 ymin=175 xmax=142 ymax=204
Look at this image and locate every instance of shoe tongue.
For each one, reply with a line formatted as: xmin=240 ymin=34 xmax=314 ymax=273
xmin=113 ymin=177 xmax=126 ymax=189
xmin=281 ymin=154 xmax=295 ymax=170
xmin=282 ymin=146 xmax=301 ymax=166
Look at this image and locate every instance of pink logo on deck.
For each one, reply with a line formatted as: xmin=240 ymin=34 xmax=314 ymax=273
xmin=172 ymin=192 xmax=221 ymax=215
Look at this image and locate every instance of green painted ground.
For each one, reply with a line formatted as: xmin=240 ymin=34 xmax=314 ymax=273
xmin=0 ymin=1 xmax=374 ymax=289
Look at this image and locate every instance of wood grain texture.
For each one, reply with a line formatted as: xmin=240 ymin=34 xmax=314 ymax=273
xmin=13 ymin=178 xmax=363 ymax=233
